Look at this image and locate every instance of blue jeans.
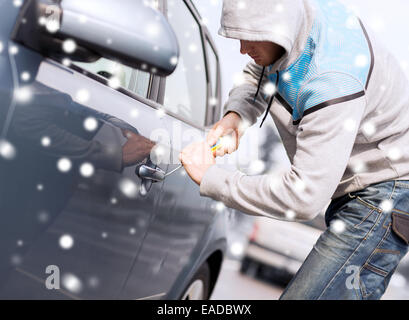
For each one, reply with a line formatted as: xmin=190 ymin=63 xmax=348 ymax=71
xmin=280 ymin=180 xmax=409 ymax=300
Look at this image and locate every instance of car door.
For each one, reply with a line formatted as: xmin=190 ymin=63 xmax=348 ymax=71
xmin=0 ymin=29 xmax=171 ymax=299
xmin=119 ymin=0 xmax=225 ymax=299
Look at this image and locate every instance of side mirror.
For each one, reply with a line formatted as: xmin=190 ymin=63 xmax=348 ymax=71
xmin=12 ymin=0 xmax=179 ymax=76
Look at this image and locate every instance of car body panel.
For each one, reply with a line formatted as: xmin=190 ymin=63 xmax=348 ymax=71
xmin=0 ymin=0 xmax=227 ymax=299
xmin=244 ymin=217 xmax=323 ymax=276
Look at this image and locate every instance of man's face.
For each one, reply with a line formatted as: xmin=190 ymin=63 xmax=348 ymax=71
xmin=240 ymin=40 xmax=285 ymax=66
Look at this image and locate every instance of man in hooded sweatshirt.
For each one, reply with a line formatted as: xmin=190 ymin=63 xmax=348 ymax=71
xmin=179 ymin=0 xmax=409 ymax=299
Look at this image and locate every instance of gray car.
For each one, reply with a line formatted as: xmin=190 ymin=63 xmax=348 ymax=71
xmin=0 ymin=0 xmax=228 ymax=300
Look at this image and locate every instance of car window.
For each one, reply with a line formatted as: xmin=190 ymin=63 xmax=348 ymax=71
xmin=164 ymin=1 xmax=207 ymax=127
xmin=206 ymin=39 xmax=218 ymax=104
xmin=74 ymin=58 xmax=151 ymax=98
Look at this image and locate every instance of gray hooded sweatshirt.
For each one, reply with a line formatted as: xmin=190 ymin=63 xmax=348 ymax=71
xmin=199 ymin=0 xmax=409 ymax=222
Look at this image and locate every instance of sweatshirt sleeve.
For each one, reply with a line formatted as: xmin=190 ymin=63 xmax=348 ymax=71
xmin=222 ymin=61 xmax=270 ymax=125
xmin=199 ymin=94 xmax=367 ymax=222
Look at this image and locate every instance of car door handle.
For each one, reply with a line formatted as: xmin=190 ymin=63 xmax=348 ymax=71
xmin=136 ymin=164 xmax=166 ymax=182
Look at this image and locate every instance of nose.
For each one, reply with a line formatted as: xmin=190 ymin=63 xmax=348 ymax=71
xmin=240 ymin=40 xmax=250 ymax=55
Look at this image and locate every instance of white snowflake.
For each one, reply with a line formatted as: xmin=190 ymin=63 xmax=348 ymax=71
xmin=351 ymin=161 xmax=367 ymax=174
xmin=247 ymin=160 xmax=265 ymax=175
xmin=201 ymin=17 xmax=209 ymax=26
xmin=230 ymin=241 xmax=244 ymax=256
xmin=20 ymin=71 xmax=30 ymax=82
xmin=146 ymin=23 xmax=160 ymax=37
xmin=87 ymin=276 xmax=100 ymax=289
xmin=59 ymin=234 xmax=74 ymax=250
xmin=62 ymin=39 xmax=76 ymax=54
xmin=170 ymin=56 xmax=178 ymax=66
xmin=238 ymin=119 xmax=251 ymax=133
xmin=344 ymin=118 xmax=357 ymax=132
xmin=355 ymin=54 xmax=368 ymax=68
xmin=83 ymin=117 xmax=98 ymax=132
xmin=45 ymin=19 xmax=60 ymax=33
xmin=272 ymin=24 xmax=286 ymax=36
xmin=10 ymin=254 xmax=22 ymax=266
xmin=13 ymin=0 xmax=22 ymax=7
xmin=57 ymin=157 xmax=72 ymax=173
xmin=209 ymin=97 xmax=218 ymax=106
xmin=108 ymin=77 xmax=121 ymax=89
xmin=221 ymin=134 xmax=236 ymax=149
xmin=215 ymin=202 xmax=225 ymax=212
xmin=263 ymin=83 xmax=277 ymax=95
xmin=0 ymin=139 xmax=17 ymax=160
xmin=233 ymin=72 xmax=245 ymax=86
xmin=62 ymin=58 xmax=71 ymax=67
xmin=294 ymin=179 xmax=306 ymax=192
xmin=79 ymin=162 xmax=94 ymax=178
xmin=77 ymin=15 xmax=87 ymax=24
xmin=9 ymin=45 xmax=18 ymax=55
xmin=387 ymin=148 xmax=402 ymax=161
xmin=38 ymin=16 xmax=46 ymax=26
xmin=76 ymin=89 xmax=90 ymax=104
xmin=345 ymin=15 xmax=359 ymax=29
xmin=330 ymin=219 xmax=346 ymax=234
xmin=237 ymin=1 xmax=246 ymax=10
xmin=275 ymin=4 xmax=284 ymax=12
xmin=130 ymin=109 xmax=139 ymax=118
xmin=62 ymin=273 xmax=83 ymax=294
xmin=14 ymin=87 xmax=32 ymax=103
xmin=188 ymin=43 xmax=198 ymax=53
xmin=156 ymin=108 xmax=165 ymax=118
xmin=38 ymin=211 xmax=49 ymax=223
xmin=362 ymin=122 xmax=376 ymax=136
xmin=119 ymin=178 xmax=138 ymax=198
xmin=381 ymin=200 xmax=393 ymax=213
xmin=282 ymin=72 xmax=291 ymax=81
xmin=285 ymin=210 xmax=296 ymax=220
xmin=41 ymin=136 xmax=51 ymax=147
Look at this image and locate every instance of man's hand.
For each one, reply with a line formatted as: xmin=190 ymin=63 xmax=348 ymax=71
xmin=206 ymin=112 xmax=245 ymax=157
xmin=122 ymin=129 xmax=155 ymax=167
xmin=179 ymin=141 xmax=216 ymax=186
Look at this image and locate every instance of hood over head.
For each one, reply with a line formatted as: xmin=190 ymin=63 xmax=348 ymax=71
xmin=218 ymin=0 xmax=315 ymax=71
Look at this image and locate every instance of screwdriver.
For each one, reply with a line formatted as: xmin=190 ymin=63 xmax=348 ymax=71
xmin=211 ymin=133 xmax=235 ymax=155
xmin=173 ymin=134 xmax=234 ymax=176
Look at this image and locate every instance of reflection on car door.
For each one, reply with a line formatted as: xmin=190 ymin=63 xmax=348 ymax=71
xmin=0 ymin=49 xmax=169 ymax=299
xmin=118 ymin=0 xmax=220 ymax=299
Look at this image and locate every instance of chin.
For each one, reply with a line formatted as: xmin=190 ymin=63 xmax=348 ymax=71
xmin=256 ymin=61 xmax=268 ymax=67
xmin=254 ymin=59 xmax=265 ymax=66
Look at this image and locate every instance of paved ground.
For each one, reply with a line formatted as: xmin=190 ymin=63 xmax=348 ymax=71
xmin=211 ymin=259 xmax=283 ymax=300
xmin=211 ymin=259 xmax=409 ymax=300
